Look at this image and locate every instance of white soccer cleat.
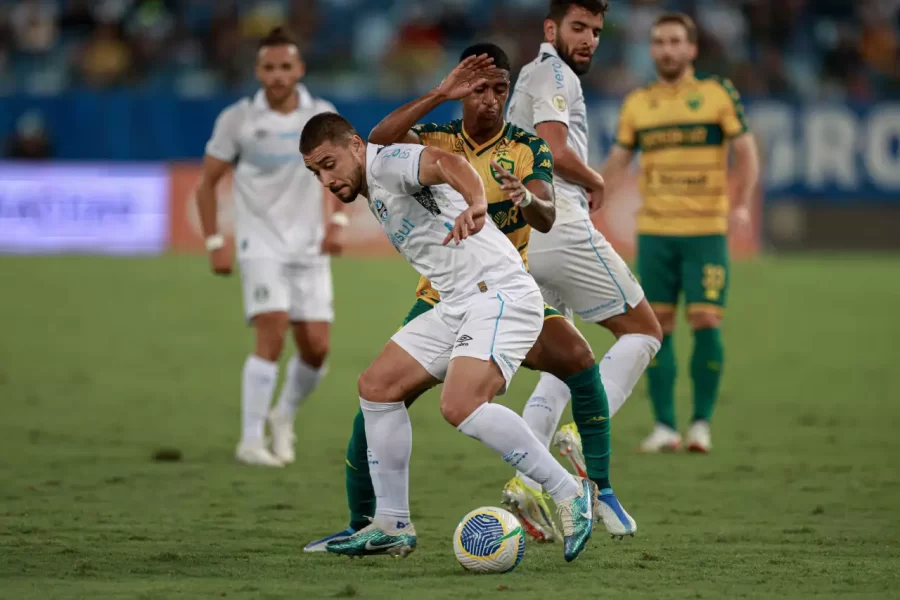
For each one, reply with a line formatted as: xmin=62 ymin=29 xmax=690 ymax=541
xmin=235 ymin=441 xmax=284 ymax=467
xmin=638 ymin=424 xmax=682 ymax=453
xmin=553 ymin=423 xmax=587 ymax=478
xmin=268 ymin=409 xmax=296 ymax=464
xmin=686 ymin=420 xmax=712 ymax=454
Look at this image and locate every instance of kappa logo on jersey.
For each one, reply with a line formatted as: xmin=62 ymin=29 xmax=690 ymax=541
xmin=413 ymin=187 xmax=441 ymax=216
xmin=538 ymin=159 xmax=552 ymax=169
xmin=374 ymin=199 xmax=389 ymax=221
xmin=455 ymin=334 xmax=473 ymax=348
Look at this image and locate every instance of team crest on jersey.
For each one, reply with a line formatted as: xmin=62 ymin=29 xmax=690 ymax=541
xmin=413 ymin=187 xmax=441 ymax=216
xmin=491 ymin=157 xmax=515 ymax=183
xmin=254 ymin=129 xmax=269 ymax=139
xmin=552 ymin=94 xmax=567 ymax=112
xmin=254 ymin=285 xmax=269 ymax=302
xmin=374 ymin=199 xmax=389 ymax=221
xmin=686 ymin=92 xmax=704 ymax=111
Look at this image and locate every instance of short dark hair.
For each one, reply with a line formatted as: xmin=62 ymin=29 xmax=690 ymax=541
xmin=259 ymin=26 xmax=298 ymax=50
xmin=300 ymin=112 xmax=358 ymax=154
xmin=547 ymin=0 xmax=609 ymax=22
xmin=460 ymin=43 xmax=511 ymax=73
xmin=653 ymin=12 xmax=698 ymax=44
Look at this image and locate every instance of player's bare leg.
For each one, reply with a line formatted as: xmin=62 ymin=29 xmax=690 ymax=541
xmin=326 ymin=341 xmax=438 ymax=557
xmin=685 ymin=308 xmax=723 ymax=453
xmin=269 ymin=321 xmax=330 ymax=463
xmin=237 ymin=311 xmax=290 ymax=467
xmin=641 ymin=306 xmax=682 ymax=453
xmin=443 ymin=356 xmax=595 ymax=561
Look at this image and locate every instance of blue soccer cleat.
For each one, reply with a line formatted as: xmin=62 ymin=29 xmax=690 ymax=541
xmin=594 ymin=488 xmax=637 ymax=539
xmin=303 ymin=527 xmax=357 ymax=553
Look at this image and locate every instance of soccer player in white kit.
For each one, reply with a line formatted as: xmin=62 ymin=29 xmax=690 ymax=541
xmin=506 ymin=0 xmax=663 ymax=469
xmin=299 ymin=112 xmax=596 ymax=562
xmin=197 ymin=28 xmax=347 ymax=467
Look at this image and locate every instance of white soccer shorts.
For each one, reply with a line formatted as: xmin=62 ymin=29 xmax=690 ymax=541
xmin=528 ymin=219 xmax=645 ymax=323
xmin=391 ymin=288 xmax=544 ymax=393
xmin=239 ymin=259 xmax=334 ymax=323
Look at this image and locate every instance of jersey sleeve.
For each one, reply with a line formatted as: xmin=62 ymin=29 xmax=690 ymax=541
xmin=515 ymin=136 xmax=554 ymax=186
xmin=372 ymin=143 xmax=427 ymax=195
xmin=530 ymin=62 xmax=572 ymax=128
xmin=717 ymin=78 xmax=749 ymax=138
xmin=615 ymin=94 xmax=638 ymax=150
xmin=411 ymin=122 xmax=458 ymax=152
xmin=205 ymin=103 xmax=244 ymax=162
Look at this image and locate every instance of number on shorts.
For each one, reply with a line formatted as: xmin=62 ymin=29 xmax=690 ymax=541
xmin=702 ymin=264 xmax=726 ymax=301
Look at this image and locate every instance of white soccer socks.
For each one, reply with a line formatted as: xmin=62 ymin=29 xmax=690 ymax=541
xmin=241 ymin=355 xmax=278 ymax=445
xmin=360 ymin=398 xmax=412 ymax=523
xmin=272 ymin=356 xmax=327 ymax=421
xmin=458 ymin=403 xmax=580 ymax=503
xmin=519 ymin=372 xmax=571 ymax=489
xmin=599 ymin=334 xmax=661 ymax=417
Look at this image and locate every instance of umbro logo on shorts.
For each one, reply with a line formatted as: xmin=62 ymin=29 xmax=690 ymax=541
xmin=455 ymin=335 xmax=473 ymax=348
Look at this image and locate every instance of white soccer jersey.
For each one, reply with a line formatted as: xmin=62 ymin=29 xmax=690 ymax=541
xmin=365 ymin=143 xmax=532 ymax=308
xmin=508 ymin=43 xmax=590 ymax=224
xmin=205 ymin=85 xmax=336 ymax=263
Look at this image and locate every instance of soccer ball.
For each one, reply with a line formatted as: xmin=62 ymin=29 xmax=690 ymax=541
xmin=453 ymin=506 xmax=526 ymax=573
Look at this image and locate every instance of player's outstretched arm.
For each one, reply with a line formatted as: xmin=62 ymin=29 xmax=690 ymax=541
xmin=491 ymin=160 xmax=555 ymax=233
xmin=197 ymin=154 xmax=233 ymax=275
xmin=418 ymin=147 xmax=488 ymax=246
xmin=369 ymin=54 xmax=497 ymax=146
xmin=536 ymin=121 xmax=607 ymax=211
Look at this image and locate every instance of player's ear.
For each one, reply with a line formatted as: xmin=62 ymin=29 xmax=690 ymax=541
xmin=544 ymin=19 xmax=557 ymax=45
xmin=297 ymin=58 xmax=306 ymax=79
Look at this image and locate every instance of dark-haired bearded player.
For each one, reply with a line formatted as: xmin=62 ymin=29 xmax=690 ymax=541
xmin=303 ymin=43 xmax=636 ymax=553
xmin=507 ymin=0 xmax=663 ymax=491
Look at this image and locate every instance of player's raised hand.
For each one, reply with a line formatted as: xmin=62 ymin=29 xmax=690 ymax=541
xmin=436 ymin=54 xmax=497 ymax=100
xmin=209 ymin=247 xmax=233 ymax=276
xmin=443 ymin=204 xmax=487 ymax=246
xmin=490 ymin=160 xmax=530 ymax=206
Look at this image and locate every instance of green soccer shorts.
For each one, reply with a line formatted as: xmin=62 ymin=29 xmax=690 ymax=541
xmin=637 ymin=234 xmax=729 ymax=315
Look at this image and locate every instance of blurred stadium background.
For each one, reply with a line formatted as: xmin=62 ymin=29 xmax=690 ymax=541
xmin=2 ymin=1 xmax=899 ymax=598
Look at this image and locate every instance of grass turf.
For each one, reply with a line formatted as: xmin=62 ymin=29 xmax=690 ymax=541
xmin=1 ymin=255 xmax=899 ymax=599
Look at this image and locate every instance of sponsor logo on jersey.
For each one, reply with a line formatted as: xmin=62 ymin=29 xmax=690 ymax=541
xmin=413 ymin=187 xmax=441 ymax=216
xmin=551 ymin=61 xmax=565 ymax=89
xmin=390 ymin=218 xmax=416 ymax=248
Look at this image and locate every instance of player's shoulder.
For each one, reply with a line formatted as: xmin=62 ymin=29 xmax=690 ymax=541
xmin=504 ymin=123 xmax=548 ymax=156
xmin=312 ymin=96 xmax=338 ymax=115
xmin=621 ymin=86 xmax=651 ymax=110
xmin=413 ymin=119 xmax=461 ymax=136
xmin=695 ymin=72 xmax=742 ymax=98
xmin=216 ymin=97 xmax=252 ymax=122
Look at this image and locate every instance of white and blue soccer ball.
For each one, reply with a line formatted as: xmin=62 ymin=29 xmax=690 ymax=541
xmin=453 ymin=506 xmax=526 ymax=573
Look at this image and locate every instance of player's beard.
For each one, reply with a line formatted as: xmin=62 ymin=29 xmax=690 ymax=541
xmin=655 ymin=58 xmax=689 ymax=82
xmin=556 ymin=40 xmax=593 ymax=75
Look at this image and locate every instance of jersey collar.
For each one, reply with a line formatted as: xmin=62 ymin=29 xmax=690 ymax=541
xmin=654 ymin=68 xmax=697 ymax=91
xmin=461 ymin=121 xmax=509 ymax=156
xmin=539 ymin=42 xmax=559 ymax=60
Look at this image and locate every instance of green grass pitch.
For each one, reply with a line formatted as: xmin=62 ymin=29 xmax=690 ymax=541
xmin=1 ymin=255 xmax=899 ymax=599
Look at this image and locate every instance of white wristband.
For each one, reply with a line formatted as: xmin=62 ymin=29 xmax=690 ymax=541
xmin=205 ymin=234 xmax=225 ymax=252
xmin=519 ymin=189 xmax=534 ymax=208
xmin=331 ymin=212 xmax=350 ymax=227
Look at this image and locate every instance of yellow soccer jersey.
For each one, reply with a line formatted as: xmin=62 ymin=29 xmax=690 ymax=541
xmin=616 ymin=72 xmax=749 ymax=236
xmin=409 ymin=119 xmax=554 ymax=305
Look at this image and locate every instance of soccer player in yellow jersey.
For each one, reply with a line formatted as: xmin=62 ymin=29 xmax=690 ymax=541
xmin=601 ymin=13 xmax=760 ymax=453
xmin=304 ymin=44 xmax=637 ymax=553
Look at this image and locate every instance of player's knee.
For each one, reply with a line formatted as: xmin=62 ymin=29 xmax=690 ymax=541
xmin=440 ymin=395 xmax=486 ymax=428
xmin=688 ymin=310 xmax=721 ymax=330
xmin=653 ymin=310 xmax=675 ymax=335
xmin=358 ymin=367 xmax=401 ymax=404
xmin=253 ymin=314 xmax=289 ymax=361
xmin=299 ymin=337 xmax=329 ymax=369
xmin=560 ymin=341 xmax=596 ymax=377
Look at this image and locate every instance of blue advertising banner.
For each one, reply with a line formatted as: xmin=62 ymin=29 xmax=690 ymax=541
xmin=1 ymin=93 xmax=898 ymax=202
